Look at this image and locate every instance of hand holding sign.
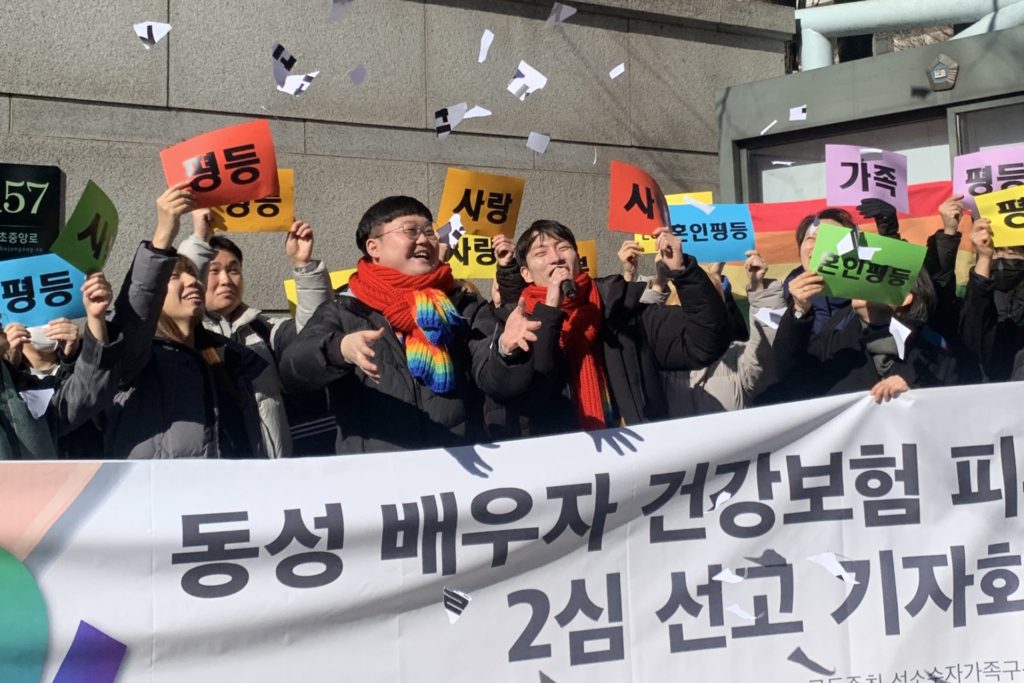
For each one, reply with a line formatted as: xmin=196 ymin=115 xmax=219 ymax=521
xmin=789 ymin=270 xmax=825 ymax=315
xmin=617 ymin=239 xmax=642 ymax=282
xmin=969 ymin=218 xmax=994 ymax=278
xmin=938 ymin=195 xmax=966 ymax=236
xmin=160 ymin=120 xmax=279 ymax=209
xmin=745 ymin=249 xmax=767 ymax=292
xmin=608 ymin=161 xmax=669 ymax=236
xmin=825 ymin=145 xmax=909 ymax=214
xmin=154 ymin=182 xmax=196 ymax=250
xmin=491 ymin=234 xmax=515 ymax=267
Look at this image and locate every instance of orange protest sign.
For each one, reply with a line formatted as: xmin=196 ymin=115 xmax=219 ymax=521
xmin=438 ymin=168 xmax=525 ymax=238
xmin=210 ymin=168 xmax=295 ymax=233
xmin=160 ymin=120 xmax=279 ymax=209
xmin=608 ymin=161 xmax=670 ymax=236
xmin=577 ymin=239 xmax=598 ymax=277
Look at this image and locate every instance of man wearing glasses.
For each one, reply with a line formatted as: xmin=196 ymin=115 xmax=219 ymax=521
xmin=279 ymin=196 xmax=537 ymax=454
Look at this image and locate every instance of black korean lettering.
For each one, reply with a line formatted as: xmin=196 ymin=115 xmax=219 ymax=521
xmin=39 ymin=271 xmax=74 ymax=307
xmin=1 ymin=276 xmax=35 ymax=313
xmin=543 ymin=473 xmax=617 ymax=551
xmin=264 ymin=503 xmax=344 ymax=589
xmin=840 ymin=161 xmax=869 ymax=191
xmin=461 ymin=487 xmax=539 ymax=567
xmin=170 ymin=511 xmax=260 ymax=599
xmin=223 ymin=144 xmax=261 ymax=185
xmin=624 ymin=183 xmax=655 ymax=220
xmin=507 ymin=589 xmax=552 ymax=662
xmin=453 ymin=188 xmax=484 ymax=222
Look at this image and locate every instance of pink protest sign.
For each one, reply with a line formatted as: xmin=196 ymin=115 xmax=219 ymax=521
xmin=952 ymin=143 xmax=1024 ymax=214
xmin=825 ymin=144 xmax=909 ymax=214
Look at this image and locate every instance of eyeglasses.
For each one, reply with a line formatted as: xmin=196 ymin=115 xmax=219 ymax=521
xmin=372 ymin=221 xmax=438 ymax=241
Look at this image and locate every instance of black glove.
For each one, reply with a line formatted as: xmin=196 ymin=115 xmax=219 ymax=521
xmin=857 ymin=198 xmax=899 ymax=237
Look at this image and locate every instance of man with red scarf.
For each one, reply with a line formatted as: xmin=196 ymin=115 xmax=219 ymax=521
xmin=278 ymin=196 xmax=537 ymax=454
xmin=494 ymin=219 xmax=733 ymax=436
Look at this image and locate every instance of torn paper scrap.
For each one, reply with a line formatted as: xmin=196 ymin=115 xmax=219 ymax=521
xmin=835 ymin=231 xmax=855 ymax=256
xmin=19 ymin=388 xmax=55 ymax=420
xmin=789 ymin=104 xmax=808 ymax=121
xmin=745 ymin=549 xmax=787 ymax=567
xmin=277 ymin=71 xmax=319 ymax=97
xmin=134 ymin=21 xmax=171 ymax=49
xmin=507 ymin=60 xmax=548 ymax=101
xmin=754 ymin=306 xmax=786 ymax=331
xmin=707 ymin=490 xmax=732 ymax=511
xmin=890 ymin=317 xmax=911 ymax=360
xmin=725 ymin=604 xmax=757 ymax=621
xmin=329 ymin=0 xmax=353 ymax=22
xmin=272 ymin=42 xmax=297 ymax=87
xmin=760 ymin=119 xmax=778 ymax=136
xmin=684 ymin=196 xmax=714 ymax=215
xmin=592 ymin=147 xmax=597 ymax=165
xmin=609 ymin=63 xmax=625 ymax=79
xmin=712 ymin=568 xmax=744 ymax=584
xmin=788 ymin=647 xmax=836 ymax=676
xmin=527 ymin=132 xmax=551 ymax=154
xmin=771 ymin=160 xmax=794 ymax=167
xmin=539 ymin=672 xmax=557 ymax=683
xmin=807 ymin=552 xmax=859 ymax=585
xmin=349 ymin=64 xmax=366 ymax=85
xmin=479 ymin=29 xmax=495 ymax=63
xmin=464 ymin=105 xmax=492 ymax=119
xmin=546 ymin=2 xmax=577 ymax=27
xmin=435 ymin=103 xmax=468 ymax=139
xmin=443 ymin=587 xmax=471 ymax=624
xmin=437 ymin=214 xmax=465 ymax=249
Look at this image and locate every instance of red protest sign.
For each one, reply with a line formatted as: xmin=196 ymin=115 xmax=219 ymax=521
xmin=159 ymin=120 xmax=279 ymax=209
xmin=608 ymin=161 xmax=670 ymax=235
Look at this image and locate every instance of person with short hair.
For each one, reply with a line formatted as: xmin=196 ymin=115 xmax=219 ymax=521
xmin=278 ymin=195 xmax=535 ymax=454
xmin=485 ymin=219 xmax=733 ymax=437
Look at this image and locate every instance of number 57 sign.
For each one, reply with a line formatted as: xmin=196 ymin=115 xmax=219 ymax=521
xmin=0 ymin=163 xmax=63 ymax=260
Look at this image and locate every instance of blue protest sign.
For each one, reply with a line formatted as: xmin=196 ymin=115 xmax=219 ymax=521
xmin=668 ymin=202 xmax=755 ymax=263
xmin=0 ymin=253 xmax=85 ymax=326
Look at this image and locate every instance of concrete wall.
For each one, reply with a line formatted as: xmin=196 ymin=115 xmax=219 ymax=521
xmin=0 ymin=0 xmax=791 ymax=309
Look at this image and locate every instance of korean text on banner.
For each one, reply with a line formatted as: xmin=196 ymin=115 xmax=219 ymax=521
xmin=449 ymin=235 xmax=499 ymax=279
xmin=954 ymin=144 xmax=1024 ymax=214
xmin=608 ymin=161 xmax=670 ymax=235
xmin=159 ymin=120 xmax=279 ymax=209
xmin=0 ymin=253 xmax=86 ymax=326
xmin=976 ymin=185 xmax=1024 ymax=248
xmin=668 ymin=203 xmax=754 ymax=263
xmin=51 ymin=180 xmax=118 ymax=274
xmin=808 ymin=222 xmax=925 ymax=305
xmin=438 ymin=168 xmax=525 ymax=239
xmin=210 ymin=169 xmax=295 ymax=233
xmin=283 ymin=268 xmax=354 ymax=316
xmin=633 ymin=192 xmax=715 ymax=253
xmin=0 ymin=163 xmax=63 ymax=258
xmin=825 ymin=144 xmax=909 ymax=214
xmin=577 ymin=239 xmax=598 ymax=277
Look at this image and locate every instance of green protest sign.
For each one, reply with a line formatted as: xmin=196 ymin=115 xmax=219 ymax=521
xmin=808 ymin=222 xmax=925 ymax=305
xmin=50 ymin=180 xmax=118 ymax=274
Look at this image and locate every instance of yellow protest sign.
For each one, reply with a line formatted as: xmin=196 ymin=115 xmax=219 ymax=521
xmin=635 ymin=191 xmax=714 ymax=252
xmin=438 ymin=168 xmax=525 ymax=238
xmin=283 ymin=267 xmax=354 ymax=316
xmin=448 ymin=235 xmax=499 ymax=279
xmin=210 ymin=168 xmax=295 ymax=233
xmin=976 ymin=185 xmax=1024 ymax=248
xmin=577 ymin=240 xmax=598 ymax=277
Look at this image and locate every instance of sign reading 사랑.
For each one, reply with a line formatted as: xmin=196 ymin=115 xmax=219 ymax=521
xmin=0 ymin=163 xmax=64 ymax=260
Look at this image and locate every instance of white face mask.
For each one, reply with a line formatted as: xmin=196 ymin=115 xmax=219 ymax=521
xmin=27 ymin=325 xmax=58 ymax=353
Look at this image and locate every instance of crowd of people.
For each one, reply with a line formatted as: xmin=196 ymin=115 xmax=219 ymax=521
xmin=0 ymin=182 xmax=1015 ymax=459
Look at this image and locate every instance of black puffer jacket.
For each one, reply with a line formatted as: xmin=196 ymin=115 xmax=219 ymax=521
xmin=278 ymin=285 xmax=531 ymax=454
xmin=484 ymin=256 xmax=734 ymax=439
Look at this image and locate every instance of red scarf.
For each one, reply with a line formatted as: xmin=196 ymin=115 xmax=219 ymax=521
xmin=520 ymin=272 xmax=610 ymax=431
xmin=347 ymin=260 xmax=461 ymax=393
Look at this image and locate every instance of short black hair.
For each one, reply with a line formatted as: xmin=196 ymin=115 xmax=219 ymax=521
xmin=795 ymin=208 xmax=856 ymax=247
xmin=209 ymin=235 xmax=243 ymax=264
xmin=356 ymin=196 xmax=433 ymax=256
xmin=515 ymin=220 xmax=578 ymax=268
xmin=895 ymin=268 xmax=937 ymax=325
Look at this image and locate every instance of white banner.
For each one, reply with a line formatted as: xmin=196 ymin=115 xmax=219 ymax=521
xmin=3 ymin=384 xmax=1024 ymax=682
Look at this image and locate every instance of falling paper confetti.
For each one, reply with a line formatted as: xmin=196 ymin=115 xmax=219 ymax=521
xmin=754 ymin=307 xmax=786 ymax=330
xmin=807 ymin=552 xmax=859 ymax=585
xmin=789 ymin=104 xmax=808 ymax=121
xmin=479 ymin=29 xmax=495 ymax=63
xmin=745 ymin=549 xmax=787 ymax=567
xmin=349 ymin=64 xmax=367 ymax=85
xmin=890 ymin=318 xmax=912 ymax=360
xmin=464 ymin=105 xmax=492 ymax=119
xmin=771 ymin=160 xmax=794 ymax=166
xmin=684 ymin=196 xmax=714 ymax=215
xmin=725 ymin=604 xmax=758 ymax=621
xmin=329 ymin=0 xmax=353 ymax=22
xmin=443 ymin=587 xmax=471 ymax=624
xmin=546 ymin=2 xmax=577 ymax=27
xmin=760 ymin=119 xmax=778 ymax=136
xmin=133 ymin=21 xmax=171 ymax=49
xmin=788 ymin=647 xmax=836 ymax=676
xmin=507 ymin=60 xmax=548 ymax=101
xmin=527 ymin=132 xmax=551 ymax=154
xmin=712 ymin=568 xmax=744 ymax=584
xmin=434 ymin=103 xmax=469 ymax=139
xmin=271 ymin=42 xmax=298 ymax=87
xmin=609 ymin=63 xmax=626 ymax=79
xmin=437 ymin=214 xmax=465 ymax=249
xmin=277 ymin=71 xmax=319 ymax=97
xmin=707 ymin=490 xmax=732 ymax=511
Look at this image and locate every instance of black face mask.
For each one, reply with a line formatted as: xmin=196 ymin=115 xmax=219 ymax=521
xmin=992 ymin=259 xmax=1024 ymax=292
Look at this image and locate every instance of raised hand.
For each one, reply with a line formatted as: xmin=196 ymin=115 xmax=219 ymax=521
xmin=285 ymin=220 xmax=314 ymax=268
xmin=340 ymin=327 xmax=385 ymax=382
xmin=744 ymin=250 xmax=767 ymax=291
xmin=938 ymin=194 xmax=965 ymax=236
xmin=499 ymin=299 xmax=542 ymax=354
xmin=789 ymin=270 xmax=824 ymax=315
xmin=154 ymin=181 xmax=196 ymax=249
xmin=617 ymin=240 xmax=643 ymax=282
